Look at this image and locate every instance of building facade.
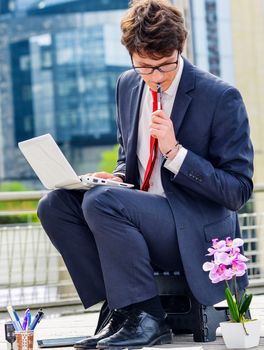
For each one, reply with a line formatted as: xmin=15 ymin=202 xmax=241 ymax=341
xmin=190 ymin=0 xmax=264 ymax=278
xmin=229 ymin=0 xmax=264 ymax=277
xmin=190 ymin=0 xmax=235 ymax=84
xmin=1 ymin=0 xmax=263 ymax=187
xmin=0 ymin=0 xmax=193 ymax=185
xmin=0 ymin=0 xmax=130 ymax=183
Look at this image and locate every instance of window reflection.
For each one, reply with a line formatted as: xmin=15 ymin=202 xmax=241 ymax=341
xmin=10 ymin=24 xmax=130 ymax=146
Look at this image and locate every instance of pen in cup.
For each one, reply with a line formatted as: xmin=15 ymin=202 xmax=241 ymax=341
xmin=6 ymin=306 xmax=23 ymax=331
xmin=27 ymin=309 xmax=31 ymax=330
xmin=157 ymin=83 xmax=162 ymax=110
xmin=28 ymin=308 xmax=44 ymax=330
xmin=22 ymin=308 xmax=31 ymax=330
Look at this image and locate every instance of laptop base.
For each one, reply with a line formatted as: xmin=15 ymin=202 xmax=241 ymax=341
xmin=37 ymin=336 xmax=87 ymax=348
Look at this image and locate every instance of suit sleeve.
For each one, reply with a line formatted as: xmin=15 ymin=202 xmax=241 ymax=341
xmin=113 ymin=74 xmax=126 ymax=177
xmin=171 ymin=87 xmax=254 ymax=211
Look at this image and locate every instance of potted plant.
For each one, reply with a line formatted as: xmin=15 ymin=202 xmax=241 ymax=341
xmin=202 ymin=237 xmax=261 ymax=349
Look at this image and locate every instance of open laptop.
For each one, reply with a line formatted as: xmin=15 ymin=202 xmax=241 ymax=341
xmin=18 ymin=134 xmax=133 ymax=190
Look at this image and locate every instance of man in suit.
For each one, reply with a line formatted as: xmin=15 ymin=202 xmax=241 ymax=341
xmin=37 ymin=0 xmax=254 ymax=349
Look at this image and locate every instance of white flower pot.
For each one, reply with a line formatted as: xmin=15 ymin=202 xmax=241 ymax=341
xmin=220 ymin=319 xmax=261 ymax=349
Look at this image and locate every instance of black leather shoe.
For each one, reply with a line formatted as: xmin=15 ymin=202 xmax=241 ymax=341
xmin=74 ymin=309 xmax=128 ymax=349
xmin=96 ymin=310 xmax=172 ymax=349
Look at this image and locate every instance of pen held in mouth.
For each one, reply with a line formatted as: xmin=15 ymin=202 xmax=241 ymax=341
xmin=157 ymin=83 xmax=162 ymax=110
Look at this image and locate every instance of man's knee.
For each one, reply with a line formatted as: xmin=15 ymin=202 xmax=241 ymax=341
xmin=82 ymin=186 xmax=109 ymax=213
xmin=37 ymin=193 xmax=50 ymax=222
xmin=82 ymin=186 xmax=123 ymax=222
xmin=37 ymin=189 xmax=67 ymax=222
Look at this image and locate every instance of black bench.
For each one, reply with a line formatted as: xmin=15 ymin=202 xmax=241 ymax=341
xmin=154 ymin=270 xmax=229 ymax=342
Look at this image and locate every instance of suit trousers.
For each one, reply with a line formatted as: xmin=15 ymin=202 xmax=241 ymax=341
xmin=37 ymin=186 xmax=182 ymax=310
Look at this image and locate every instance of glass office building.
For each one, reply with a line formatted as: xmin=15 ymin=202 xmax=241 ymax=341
xmin=190 ymin=0 xmax=234 ymax=84
xmin=0 ymin=0 xmax=130 ymax=184
xmin=0 ymin=0 xmax=233 ymax=184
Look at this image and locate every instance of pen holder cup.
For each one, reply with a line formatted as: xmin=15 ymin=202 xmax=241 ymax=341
xmin=15 ymin=331 xmax=34 ymax=350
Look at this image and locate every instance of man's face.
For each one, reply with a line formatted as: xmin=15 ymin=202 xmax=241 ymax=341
xmin=131 ymin=50 xmax=180 ymax=92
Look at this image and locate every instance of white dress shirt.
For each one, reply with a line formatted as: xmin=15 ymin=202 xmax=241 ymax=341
xmin=137 ymin=55 xmax=187 ymax=197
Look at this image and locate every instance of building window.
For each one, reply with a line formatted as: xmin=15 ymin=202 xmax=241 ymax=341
xmin=205 ymin=0 xmax=220 ymax=77
xmin=19 ymin=55 xmax=30 ymax=71
xmin=40 ymin=46 xmax=52 ymax=69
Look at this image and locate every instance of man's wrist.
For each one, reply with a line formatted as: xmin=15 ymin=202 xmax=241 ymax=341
xmin=162 ymin=142 xmax=182 ymax=160
xmin=113 ymin=173 xmax=126 ymax=182
xmin=166 ymin=144 xmax=182 ymax=159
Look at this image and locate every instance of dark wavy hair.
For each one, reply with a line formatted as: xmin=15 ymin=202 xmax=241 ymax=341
xmin=121 ymin=0 xmax=188 ymax=59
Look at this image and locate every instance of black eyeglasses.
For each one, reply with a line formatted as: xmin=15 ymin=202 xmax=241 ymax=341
xmin=132 ymin=52 xmax=180 ymax=75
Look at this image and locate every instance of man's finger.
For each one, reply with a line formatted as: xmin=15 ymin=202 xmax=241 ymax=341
xmin=152 ymin=110 xmax=170 ymax=119
xmin=93 ymin=172 xmax=114 ymax=179
xmin=112 ymin=176 xmax=123 ymax=182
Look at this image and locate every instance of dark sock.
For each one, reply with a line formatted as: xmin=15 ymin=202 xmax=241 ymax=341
xmin=123 ymin=296 xmax=165 ymax=318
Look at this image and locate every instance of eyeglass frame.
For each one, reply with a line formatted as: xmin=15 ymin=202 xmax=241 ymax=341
xmin=131 ymin=51 xmax=181 ymax=75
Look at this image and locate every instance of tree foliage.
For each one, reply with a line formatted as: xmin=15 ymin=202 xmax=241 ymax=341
xmin=97 ymin=145 xmax=119 ymax=173
xmin=0 ymin=182 xmax=38 ymax=224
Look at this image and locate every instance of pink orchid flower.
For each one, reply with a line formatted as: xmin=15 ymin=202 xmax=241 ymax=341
xmin=225 ymin=237 xmax=244 ymax=250
xmin=202 ymin=261 xmax=215 ymax=271
xmin=214 ymin=251 xmax=232 ymax=265
xmin=206 ymin=238 xmax=228 ymax=256
xmin=202 ymin=261 xmax=233 ymax=283
xmin=209 ymin=264 xmax=233 ymax=283
xmin=229 ymin=251 xmax=249 ymax=263
xmin=236 ymin=253 xmax=249 ymax=262
xmin=231 ymin=259 xmax=247 ymax=277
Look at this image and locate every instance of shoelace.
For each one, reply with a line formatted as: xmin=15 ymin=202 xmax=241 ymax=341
xmin=122 ymin=309 xmax=141 ymax=330
xmin=108 ymin=309 xmax=128 ymax=329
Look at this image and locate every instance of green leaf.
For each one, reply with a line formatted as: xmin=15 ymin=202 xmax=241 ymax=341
xmin=225 ymin=287 xmax=240 ymax=322
xmin=238 ymin=291 xmax=246 ymax=311
xmin=239 ymin=294 xmax=252 ymax=317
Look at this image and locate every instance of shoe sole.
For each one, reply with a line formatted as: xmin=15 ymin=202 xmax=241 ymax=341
xmin=96 ymin=330 xmax=173 ymax=350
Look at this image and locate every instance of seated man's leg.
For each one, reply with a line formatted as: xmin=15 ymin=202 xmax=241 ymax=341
xmin=38 ymin=189 xmax=129 ymax=349
xmin=37 ymin=189 xmax=106 ymax=308
xmin=78 ymin=186 xmax=180 ymax=349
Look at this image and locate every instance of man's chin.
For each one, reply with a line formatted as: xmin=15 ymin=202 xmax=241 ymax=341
xmin=149 ymin=82 xmax=166 ymax=91
xmin=159 ymin=81 xmax=171 ymax=91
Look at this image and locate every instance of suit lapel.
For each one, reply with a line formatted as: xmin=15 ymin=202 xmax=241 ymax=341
xmin=127 ymin=81 xmax=145 ymax=152
xmin=126 ymin=80 xmax=145 ymax=185
xmin=170 ymin=58 xmax=195 ymax=134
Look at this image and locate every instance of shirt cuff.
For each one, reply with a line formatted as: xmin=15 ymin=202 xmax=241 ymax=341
xmin=164 ymin=147 xmax=188 ymax=175
xmin=112 ymin=172 xmax=126 ymax=181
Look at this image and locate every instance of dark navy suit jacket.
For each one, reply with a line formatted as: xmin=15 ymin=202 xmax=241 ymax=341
xmin=113 ymin=57 xmax=254 ymax=305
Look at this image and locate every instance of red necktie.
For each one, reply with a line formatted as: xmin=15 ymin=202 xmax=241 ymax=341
xmin=141 ymin=90 xmax=159 ymax=191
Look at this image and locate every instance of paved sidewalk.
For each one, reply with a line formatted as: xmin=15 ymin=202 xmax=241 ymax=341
xmin=1 ymin=296 xmax=264 ymax=349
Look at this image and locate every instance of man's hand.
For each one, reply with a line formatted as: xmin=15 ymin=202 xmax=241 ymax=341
xmin=85 ymin=171 xmax=123 ymax=182
xmin=150 ymin=110 xmax=177 ymax=155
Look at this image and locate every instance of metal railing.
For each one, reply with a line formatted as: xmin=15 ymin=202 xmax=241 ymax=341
xmin=0 ymin=190 xmax=80 ymax=308
xmin=1 ymin=187 xmax=264 ymax=307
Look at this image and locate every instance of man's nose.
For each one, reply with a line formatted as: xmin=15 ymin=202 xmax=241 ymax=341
xmin=151 ymin=68 xmax=164 ymax=82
